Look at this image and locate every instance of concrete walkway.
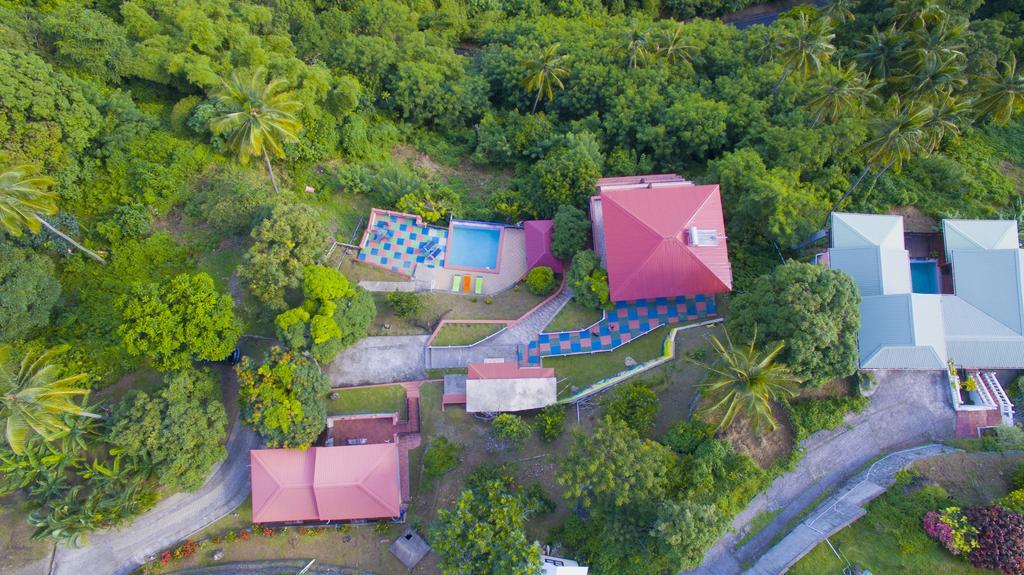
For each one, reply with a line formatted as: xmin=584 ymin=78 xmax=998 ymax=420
xmin=326 ymin=335 xmax=430 ymax=385
xmin=425 ymin=288 xmax=573 ymax=369
xmin=744 ymin=443 xmax=959 ymax=574
xmin=27 ymin=375 xmax=260 ymax=575
xmin=686 ymin=370 xmax=956 ymax=575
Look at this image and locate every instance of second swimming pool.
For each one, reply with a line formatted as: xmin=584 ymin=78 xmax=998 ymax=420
xmin=446 ymin=222 xmax=502 ymax=270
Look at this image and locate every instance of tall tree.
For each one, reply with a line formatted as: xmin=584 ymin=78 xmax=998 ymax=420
xmin=821 ymin=0 xmax=857 ymax=24
xmin=0 ymin=161 xmax=106 ymax=264
xmin=623 ymin=25 xmax=654 ymax=69
xmin=974 ymin=54 xmax=1024 ymax=127
xmin=771 ymin=13 xmax=836 ymax=91
xmin=654 ymin=23 xmax=697 ymax=65
xmin=0 ymin=345 xmax=98 ymax=454
xmin=0 ymin=242 xmax=60 ymax=343
xmin=805 ymin=61 xmax=875 ymax=125
xmin=856 ymin=26 xmax=906 ymax=81
xmin=210 ymin=68 xmax=302 ymax=194
xmin=691 ymin=330 xmax=801 ymax=433
xmin=520 ymin=43 xmax=568 ymax=113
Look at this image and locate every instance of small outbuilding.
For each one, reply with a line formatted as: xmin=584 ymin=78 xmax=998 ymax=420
xmin=464 ymin=360 xmax=557 ymax=413
xmin=524 ymin=219 xmax=565 ymax=273
xmin=390 ymin=528 xmax=431 ymax=569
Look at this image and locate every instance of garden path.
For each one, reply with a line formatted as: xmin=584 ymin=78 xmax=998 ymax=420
xmin=685 ymin=370 xmax=957 ymax=575
xmin=744 ymin=443 xmax=960 ymax=574
xmin=42 ymin=372 xmax=260 ymax=575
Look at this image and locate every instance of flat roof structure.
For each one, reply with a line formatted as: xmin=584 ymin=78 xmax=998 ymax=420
xmin=464 ymin=361 xmax=557 ymax=413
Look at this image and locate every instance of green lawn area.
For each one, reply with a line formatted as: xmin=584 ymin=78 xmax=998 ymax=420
xmin=370 ymin=286 xmax=546 ymax=336
xmin=430 ymin=322 xmax=505 ymax=346
xmin=196 ymin=240 xmax=248 ymax=292
xmin=326 ymin=385 xmax=408 ymax=419
xmin=544 ymin=325 xmax=675 ymax=396
xmin=543 ymin=301 xmax=603 ymax=333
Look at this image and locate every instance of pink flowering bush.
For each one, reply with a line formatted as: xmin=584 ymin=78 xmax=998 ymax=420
xmin=922 ymin=507 xmax=978 ymax=555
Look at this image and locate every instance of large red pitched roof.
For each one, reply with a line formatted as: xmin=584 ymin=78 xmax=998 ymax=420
xmin=250 ymin=444 xmax=401 ymax=524
xmin=596 ymin=176 xmax=732 ymax=302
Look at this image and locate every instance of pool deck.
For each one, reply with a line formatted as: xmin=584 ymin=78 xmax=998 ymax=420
xmin=431 ymin=227 xmax=528 ymax=295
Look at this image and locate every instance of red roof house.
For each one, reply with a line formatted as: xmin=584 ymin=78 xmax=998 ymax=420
xmin=590 ymin=174 xmax=732 ymax=302
xmin=524 ymin=220 xmax=565 ymax=273
xmin=250 ymin=444 xmax=402 ymax=524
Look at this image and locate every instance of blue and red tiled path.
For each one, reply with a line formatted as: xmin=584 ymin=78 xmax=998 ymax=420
xmin=521 ymin=295 xmax=716 ymax=366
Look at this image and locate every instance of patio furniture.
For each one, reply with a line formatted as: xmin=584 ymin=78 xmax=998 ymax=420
xmin=474 ymin=276 xmax=484 ymax=294
xmin=451 ymin=276 xmax=462 ymax=292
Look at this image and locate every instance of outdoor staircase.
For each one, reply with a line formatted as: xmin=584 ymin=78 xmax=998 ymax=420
xmin=979 ymin=371 xmax=1015 ymax=425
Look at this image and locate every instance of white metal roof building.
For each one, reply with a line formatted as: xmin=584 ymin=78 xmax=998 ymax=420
xmin=829 ymin=213 xmax=1024 ymax=370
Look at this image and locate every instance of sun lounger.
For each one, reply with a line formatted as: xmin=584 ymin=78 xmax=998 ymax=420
xmin=474 ymin=276 xmax=483 ymax=294
xmin=451 ymin=276 xmax=461 ymax=292
xmin=462 ymin=275 xmax=472 ymax=292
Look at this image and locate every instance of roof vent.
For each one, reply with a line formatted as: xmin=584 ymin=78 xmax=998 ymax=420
xmin=688 ymin=227 xmax=719 ymax=247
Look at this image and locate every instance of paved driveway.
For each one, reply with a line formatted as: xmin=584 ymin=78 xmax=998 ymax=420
xmin=326 ymin=336 xmax=429 ymax=385
xmin=687 ymin=369 xmax=956 ymax=575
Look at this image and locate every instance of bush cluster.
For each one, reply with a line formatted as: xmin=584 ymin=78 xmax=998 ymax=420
xmin=423 ymin=436 xmax=463 ymax=480
xmin=524 ymin=266 xmax=557 ymax=296
xmin=783 ymin=394 xmax=870 ymax=443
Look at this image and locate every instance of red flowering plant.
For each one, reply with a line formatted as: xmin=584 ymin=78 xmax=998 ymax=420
xmin=239 ymin=529 xmax=250 ymax=541
xmin=923 ymin=507 xmax=977 ymax=555
xmin=160 ymin=551 xmax=172 ymax=565
xmin=966 ymin=505 xmax=1024 ymax=574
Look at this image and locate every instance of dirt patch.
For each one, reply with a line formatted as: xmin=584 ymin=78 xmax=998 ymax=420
xmin=0 ymin=494 xmax=52 ymax=573
xmin=890 ymin=205 xmax=938 ymax=233
xmin=152 ymin=206 xmax=190 ymax=237
xmin=393 ymin=144 xmax=452 ymax=177
xmin=720 ymin=402 xmax=795 ymax=469
xmin=911 ymin=451 xmax=1024 ymax=506
xmin=796 ymin=377 xmax=854 ymax=400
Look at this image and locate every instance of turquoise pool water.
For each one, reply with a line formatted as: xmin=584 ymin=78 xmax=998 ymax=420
xmin=910 ymin=260 xmax=939 ymax=294
xmin=446 ymin=223 xmax=501 ymax=270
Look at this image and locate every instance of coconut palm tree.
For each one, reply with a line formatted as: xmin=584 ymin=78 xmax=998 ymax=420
xmin=821 ymin=0 xmax=857 ymax=24
xmin=0 ymin=345 xmax=99 ymax=455
xmin=691 ymin=329 xmax=801 ymax=433
xmin=826 ymin=96 xmax=931 ymax=222
xmin=974 ymin=54 xmax=1024 ymax=127
xmin=894 ymin=53 xmax=965 ymax=99
xmin=654 ymin=23 xmax=697 ymax=65
xmin=0 ymin=161 xmax=106 ymax=265
xmin=921 ymin=92 xmax=970 ymax=151
xmin=856 ymin=25 xmax=907 ymax=81
xmin=623 ymin=25 xmax=654 ymax=69
xmin=805 ymin=61 xmax=876 ymax=125
xmin=771 ymin=13 xmax=836 ymax=92
xmin=210 ymin=67 xmax=302 ymax=194
xmin=520 ymin=43 xmax=569 ymax=113
xmin=894 ymin=0 xmax=947 ymax=30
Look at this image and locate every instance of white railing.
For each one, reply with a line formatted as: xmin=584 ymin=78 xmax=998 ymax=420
xmin=979 ymin=371 xmax=1015 ymax=425
xmin=950 ymin=370 xmax=1000 ymax=412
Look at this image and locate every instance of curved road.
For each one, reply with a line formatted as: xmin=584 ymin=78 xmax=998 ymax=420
xmin=18 ymin=373 xmax=259 ymax=575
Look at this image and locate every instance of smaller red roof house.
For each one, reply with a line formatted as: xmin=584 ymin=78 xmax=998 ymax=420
xmin=459 ymin=360 xmax=557 ymax=413
xmin=250 ymin=444 xmax=401 ymax=524
xmin=591 ymin=174 xmax=732 ymax=302
xmin=524 ymin=220 xmax=565 ymax=273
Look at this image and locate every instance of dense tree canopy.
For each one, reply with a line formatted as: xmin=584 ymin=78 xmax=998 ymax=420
xmin=236 ymin=347 xmax=329 ymax=449
xmin=727 ymin=262 xmax=861 ymax=386
xmin=0 ymin=242 xmax=60 ymax=343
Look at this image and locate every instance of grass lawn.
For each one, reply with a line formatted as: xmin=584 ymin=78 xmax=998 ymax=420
xmin=736 ymin=509 xmax=781 ymax=549
xmin=430 ymin=322 xmax=505 ymax=346
xmin=92 ymin=366 xmax=166 ymax=402
xmin=544 ymin=325 xmax=676 ymax=398
xmin=335 ymin=255 xmax=410 ymax=283
xmin=790 ymin=452 xmax=1024 ymax=575
xmin=326 ymin=385 xmax=408 ymax=419
xmin=196 ymin=239 xmax=248 ymax=292
xmin=543 ymin=301 xmax=603 ymax=333
xmin=370 ymin=286 xmax=545 ymax=336
xmin=0 ymin=494 xmax=51 ymax=573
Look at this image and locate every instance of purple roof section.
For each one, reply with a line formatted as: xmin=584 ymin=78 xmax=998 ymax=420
xmin=524 ymin=220 xmax=565 ymax=273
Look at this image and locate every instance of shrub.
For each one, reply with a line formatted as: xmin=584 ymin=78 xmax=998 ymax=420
xmin=423 ymin=436 xmax=462 ymax=479
xmin=1010 ymin=375 xmax=1024 ymax=401
xmin=186 ymin=167 xmax=275 ymax=235
xmin=1014 ymin=462 xmax=1024 ymax=490
xmin=386 ymin=291 xmax=423 ymax=318
xmin=567 ymin=250 xmax=610 ymax=310
xmin=535 ymin=404 xmax=566 ymax=443
xmin=998 ymin=488 xmax=1024 ymax=515
xmin=525 ymin=266 xmax=557 ymax=296
xmin=924 ymin=507 xmax=979 ymax=556
xmin=662 ymin=420 xmax=714 ymax=455
xmin=784 ymin=395 xmax=870 ymax=443
xmin=492 ymin=414 xmax=531 ymax=448
xmin=966 ymin=505 xmax=1024 ymax=571
xmin=601 ymin=382 xmax=659 ymax=435
xmin=551 ymin=204 xmax=591 ymax=261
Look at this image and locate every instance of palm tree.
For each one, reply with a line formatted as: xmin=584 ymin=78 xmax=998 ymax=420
xmin=623 ymin=25 xmax=654 ymax=69
xmin=210 ymin=67 xmax=302 ymax=194
xmin=691 ymin=329 xmax=801 ymax=433
xmin=771 ymin=13 xmax=836 ymax=92
xmin=856 ymin=25 xmax=906 ymax=81
xmin=974 ymin=54 xmax=1024 ymax=127
xmin=921 ymin=92 xmax=970 ymax=151
xmin=0 ymin=161 xmax=106 ymax=265
xmin=908 ymin=19 xmax=966 ymax=67
xmin=805 ymin=61 xmax=876 ymax=125
xmin=894 ymin=0 xmax=947 ymax=30
xmin=821 ymin=0 xmax=857 ymax=24
xmin=825 ymin=96 xmax=931 ymax=222
xmin=894 ymin=53 xmax=965 ymax=99
xmin=654 ymin=23 xmax=697 ymax=65
xmin=520 ymin=43 xmax=569 ymax=113
xmin=0 ymin=345 xmax=99 ymax=455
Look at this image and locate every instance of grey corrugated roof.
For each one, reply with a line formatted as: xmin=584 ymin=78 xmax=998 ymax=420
xmin=951 ymin=249 xmax=1024 ymax=335
xmin=829 ymin=246 xmax=911 ymax=296
xmin=941 ymin=295 xmax=1021 ymax=338
xmin=943 ymin=219 xmax=1019 ymax=260
xmin=946 ymin=339 xmax=1024 ymax=369
xmin=858 ymin=294 xmax=947 ymax=369
xmin=832 ymin=212 xmax=905 ymax=249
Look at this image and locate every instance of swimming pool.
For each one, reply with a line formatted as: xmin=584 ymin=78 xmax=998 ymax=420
xmin=910 ymin=259 xmax=939 ymax=294
xmin=446 ymin=222 xmax=502 ymax=271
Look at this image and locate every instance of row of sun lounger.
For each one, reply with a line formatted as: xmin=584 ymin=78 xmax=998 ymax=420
xmin=451 ymin=275 xmax=483 ymax=294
